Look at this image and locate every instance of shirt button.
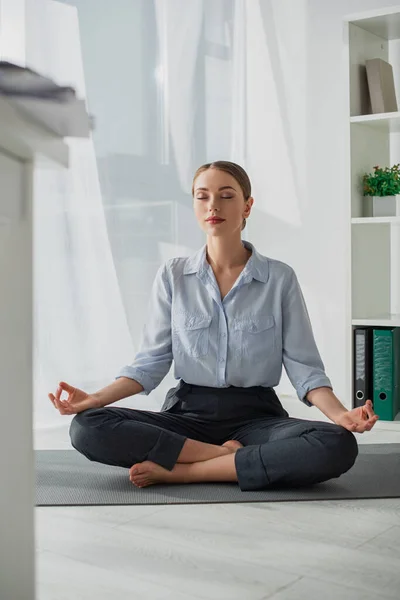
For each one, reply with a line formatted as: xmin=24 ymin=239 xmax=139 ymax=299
xmin=220 ymin=358 xmax=225 ymax=363
xmin=221 ymin=333 xmax=226 ymax=338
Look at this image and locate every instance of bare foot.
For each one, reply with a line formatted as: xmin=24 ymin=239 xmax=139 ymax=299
xmin=129 ymin=441 xmax=243 ymax=488
xmin=222 ymin=440 xmax=243 ymax=453
xmin=129 ymin=461 xmax=176 ymax=488
xmin=130 ymin=452 xmax=239 ymax=488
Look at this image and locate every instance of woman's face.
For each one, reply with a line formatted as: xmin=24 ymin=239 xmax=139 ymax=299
xmin=193 ymin=168 xmax=253 ymax=237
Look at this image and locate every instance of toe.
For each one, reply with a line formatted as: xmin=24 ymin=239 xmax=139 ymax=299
xmin=131 ymin=476 xmax=143 ymax=486
xmin=130 ymin=463 xmax=147 ymax=476
xmin=133 ymin=475 xmax=146 ymax=483
xmin=135 ymin=462 xmax=152 ymax=474
xmin=132 ymin=477 xmax=149 ymax=488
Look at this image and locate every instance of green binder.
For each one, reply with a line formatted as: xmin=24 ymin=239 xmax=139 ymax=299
xmin=372 ymin=327 xmax=400 ymax=421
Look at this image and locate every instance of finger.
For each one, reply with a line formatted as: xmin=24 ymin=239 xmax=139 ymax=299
xmin=366 ymin=416 xmax=379 ymax=430
xmin=53 ymin=397 xmax=64 ymax=414
xmin=53 ymin=397 xmax=70 ymax=415
xmin=55 ymin=385 xmax=63 ymax=402
xmin=352 ymin=423 xmax=365 ymax=433
xmin=354 ymin=418 xmax=377 ymax=433
xmin=54 ymin=392 xmax=69 ymax=406
xmin=364 ymin=400 xmax=376 ymax=419
xmin=361 ymin=415 xmax=379 ymax=430
xmin=345 ymin=421 xmax=358 ymax=432
xmin=359 ymin=423 xmax=372 ymax=432
xmin=59 ymin=381 xmax=75 ymax=394
xmin=49 ymin=393 xmax=68 ymax=410
xmin=342 ymin=416 xmax=364 ymax=433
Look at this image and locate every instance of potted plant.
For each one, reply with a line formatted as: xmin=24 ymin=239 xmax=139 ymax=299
xmin=363 ymin=164 xmax=400 ymax=217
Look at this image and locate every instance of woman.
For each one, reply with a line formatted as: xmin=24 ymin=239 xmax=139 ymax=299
xmin=49 ymin=161 xmax=378 ymax=491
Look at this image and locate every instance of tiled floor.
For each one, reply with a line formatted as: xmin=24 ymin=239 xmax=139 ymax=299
xmin=35 ymin=499 xmax=400 ymax=600
xmin=34 ymin=396 xmax=400 ymax=599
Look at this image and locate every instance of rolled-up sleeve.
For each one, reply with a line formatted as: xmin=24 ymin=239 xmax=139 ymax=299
xmin=116 ymin=262 xmax=173 ymax=395
xmin=281 ymin=267 xmax=332 ymax=406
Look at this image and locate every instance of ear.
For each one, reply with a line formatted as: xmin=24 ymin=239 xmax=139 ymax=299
xmin=244 ymin=196 xmax=254 ymax=216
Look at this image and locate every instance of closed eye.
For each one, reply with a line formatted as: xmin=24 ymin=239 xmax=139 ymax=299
xmin=196 ymin=196 xmax=208 ymax=200
xmin=195 ymin=194 xmax=234 ymax=200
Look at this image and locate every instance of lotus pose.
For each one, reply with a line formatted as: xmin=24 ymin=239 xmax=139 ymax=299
xmin=49 ymin=161 xmax=378 ymax=491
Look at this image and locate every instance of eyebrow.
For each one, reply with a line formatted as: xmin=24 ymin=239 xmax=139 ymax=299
xmin=195 ymin=186 xmax=236 ymax=192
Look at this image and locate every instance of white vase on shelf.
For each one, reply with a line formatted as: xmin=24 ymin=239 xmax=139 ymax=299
xmin=372 ymin=195 xmax=400 ymax=217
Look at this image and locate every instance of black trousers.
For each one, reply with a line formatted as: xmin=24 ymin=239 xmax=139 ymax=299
xmin=69 ymin=380 xmax=358 ymax=491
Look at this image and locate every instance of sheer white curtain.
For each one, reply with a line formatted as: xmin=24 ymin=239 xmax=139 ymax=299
xmin=154 ymin=0 xmax=248 ymax=186
xmin=30 ymin=1 xmax=134 ymax=438
xmin=154 ymin=0 xmax=203 ymax=190
xmin=30 ymin=0 xmax=283 ymax=446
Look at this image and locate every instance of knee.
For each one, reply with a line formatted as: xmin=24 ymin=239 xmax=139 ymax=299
xmin=331 ymin=427 xmax=359 ymax=474
xmin=69 ymin=408 xmax=103 ymax=451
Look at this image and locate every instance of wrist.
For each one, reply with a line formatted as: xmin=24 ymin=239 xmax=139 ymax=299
xmin=331 ymin=408 xmax=349 ymax=424
xmin=91 ymin=392 xmax=103 ymax=408
xmin=306 ymin=387 xmax=348 ymax=423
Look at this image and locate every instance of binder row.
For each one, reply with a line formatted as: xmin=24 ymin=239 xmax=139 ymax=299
xmin=353 ymin=326 xmax=400 ymax=421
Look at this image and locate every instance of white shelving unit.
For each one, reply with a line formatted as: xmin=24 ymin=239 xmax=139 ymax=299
xmin=344 ymin=7 xmax=400 ymax=426
xmin=350 ymin=111 xmax=400 ymax=132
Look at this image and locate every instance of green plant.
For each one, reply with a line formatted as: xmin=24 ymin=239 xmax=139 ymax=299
xmin=363 ymin=163 xmax=400 ymax=196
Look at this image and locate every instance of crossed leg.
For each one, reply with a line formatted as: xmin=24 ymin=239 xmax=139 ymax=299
xmin=129 ymin=417 xmax=359 ymax=491
xmin=129 ymin=440 xmax=241 ymax=487
xmin=69 ymin=406 xmax=242 ymax=487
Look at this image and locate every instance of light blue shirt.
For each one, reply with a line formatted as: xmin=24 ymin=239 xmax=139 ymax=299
xmin=116 ymin=240 xmax=332 ymax=406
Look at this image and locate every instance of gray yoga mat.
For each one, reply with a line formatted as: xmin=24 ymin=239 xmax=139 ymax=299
xmin=35 ymin=444 xmax=400 ymax=506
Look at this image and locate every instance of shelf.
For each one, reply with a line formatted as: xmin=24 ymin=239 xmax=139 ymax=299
xmin=350 ymin=112 xmax=400 ymax=132
xmin=352 ymin=314 xmax=400 ymax=327
xmin=345 ymin=8 xmax=400 ymax=40
xmin=352 ymin=216 xmax=400 ymax=224
xmin=373 ymin=416 xmax=400 ymax=428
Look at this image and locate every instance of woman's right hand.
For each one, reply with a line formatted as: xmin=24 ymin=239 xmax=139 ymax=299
xmin=48 ymin=381 xmax=100 ymax=415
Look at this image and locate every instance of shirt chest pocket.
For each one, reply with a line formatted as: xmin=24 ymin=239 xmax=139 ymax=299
xmin=231 ymin=315 xmax=276 ymax=358
xmin=172 ymin=312 xmax=212 ymax=358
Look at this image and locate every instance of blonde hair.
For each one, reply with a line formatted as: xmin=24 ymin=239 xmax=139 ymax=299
xmin=192 ymin=160 xmax=251 ymax=230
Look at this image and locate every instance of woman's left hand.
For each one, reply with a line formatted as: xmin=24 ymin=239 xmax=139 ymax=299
xmin=335 ymin=399 xmax=379 ymax=433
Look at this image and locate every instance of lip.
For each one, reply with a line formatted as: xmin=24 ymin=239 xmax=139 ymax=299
xmin=206 ymin=218 xmax=225 ymax=223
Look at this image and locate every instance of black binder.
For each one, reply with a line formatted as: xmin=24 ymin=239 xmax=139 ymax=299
xmin=353 ymin=327 xmax=373 ymax=408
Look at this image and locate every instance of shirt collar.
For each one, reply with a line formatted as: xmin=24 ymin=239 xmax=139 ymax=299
xmin=183 ymin=239 xmax=269 ymax=283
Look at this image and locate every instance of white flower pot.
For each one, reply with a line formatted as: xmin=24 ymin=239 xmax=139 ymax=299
xmin=372 ymin=195 xmax=400 ymax=217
